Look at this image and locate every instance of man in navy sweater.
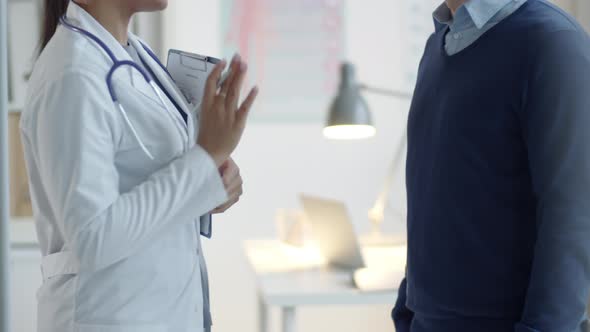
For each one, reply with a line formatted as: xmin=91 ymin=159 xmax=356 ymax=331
xmin=393 ymin=0 xmax=590 ymax=331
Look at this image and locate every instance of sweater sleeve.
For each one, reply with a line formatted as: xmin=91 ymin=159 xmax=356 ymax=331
xmin=516 ymin=29 xmax=590 ymax=331
xmin=392 ymin=277 xmax=414 ymax=332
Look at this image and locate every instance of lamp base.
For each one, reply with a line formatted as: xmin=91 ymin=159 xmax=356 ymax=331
xmin=359 ymin=231 xmax=406 ymax=247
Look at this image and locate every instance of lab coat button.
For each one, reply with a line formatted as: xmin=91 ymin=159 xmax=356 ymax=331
xmin=453 ymin=33 xmax=462 ymax=40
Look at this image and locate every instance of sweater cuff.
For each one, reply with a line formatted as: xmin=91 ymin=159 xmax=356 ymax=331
xmin=514 ymin=323 xmax=539 ymax=332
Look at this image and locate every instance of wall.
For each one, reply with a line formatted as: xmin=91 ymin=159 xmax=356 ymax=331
xmin=7 ymin=1 xmax=413 ymax=332
xmin=9 ymin=1 xmax=590 ymax=332
xmin=163 ymin=1 xmax=414 ymax=331
xmin=11 ymin=249 xmax=40 ymax=332
xmin=160 ymin=1 xmax=590 ymax=331
xmin=574 ymin=0 xmax=590 ymax=31
xmin=132 ymin=12 xmax=164 ymax=58
xmin=553 ymin=0 xmax=590 ymax=31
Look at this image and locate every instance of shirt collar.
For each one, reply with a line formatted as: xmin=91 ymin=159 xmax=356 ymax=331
xmin=464 ymin=0 xmax=515 ymax=29
xmin=433 ymin=0 xmax=515 ymax=32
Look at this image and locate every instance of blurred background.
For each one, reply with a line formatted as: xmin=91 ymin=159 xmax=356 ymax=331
xmin=6 ymin=0 xmax=590 ymax=331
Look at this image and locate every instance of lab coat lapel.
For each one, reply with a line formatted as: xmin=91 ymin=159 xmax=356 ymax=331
xmin=66 ymin=1 xmax=195 ymax=148
xmin=128 ymin=35 xmax=196 ymax=144
xmin=67 ymin=2 xmax=154 ymax=104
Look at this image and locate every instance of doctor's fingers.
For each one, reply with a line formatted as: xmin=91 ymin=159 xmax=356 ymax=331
xmin=226 ymin=186 xmax=243 ymax=205
xmin=236 ymin=87 xmax=259 ymax=128
xmin=212 ymin=94 xmax=236 ymax=125
xmin=225 ymin=61 xmax=248 ymax=111
xmin=221 ymin=160 xmax=240 ymax=182
xmin=224 ymin=175 xmax=243 ymax=195
xmin=219 ymin=54 xmax=242 ymax=97
xmin=203 ymin=60 xmax=227 ymax=110
xmin=213 ymin=185 xmax=243 ymax=213
xmin=212 ymin=195 xmax=240 ymax=214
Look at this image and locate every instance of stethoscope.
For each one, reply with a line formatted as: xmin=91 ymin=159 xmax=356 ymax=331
xmin=59 ymin=15 xmax=189 ymax=160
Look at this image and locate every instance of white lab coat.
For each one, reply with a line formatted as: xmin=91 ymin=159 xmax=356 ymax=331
xmin=19 ymin=3 xmax=228 ymax=332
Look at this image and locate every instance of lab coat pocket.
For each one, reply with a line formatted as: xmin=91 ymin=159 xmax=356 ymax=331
xmin=73 ymin=322 xmax=166 ymax=332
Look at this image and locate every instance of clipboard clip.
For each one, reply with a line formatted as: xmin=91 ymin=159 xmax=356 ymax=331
xmin=176 ymin=50 xmax=221 ymax=72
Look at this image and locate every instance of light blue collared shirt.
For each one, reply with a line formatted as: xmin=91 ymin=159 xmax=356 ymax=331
xmin=433 ymin=0 xmax=528 ymax=55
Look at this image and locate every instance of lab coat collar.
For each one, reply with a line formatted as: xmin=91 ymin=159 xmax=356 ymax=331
xmin=65 ymin=1 xmax=133 ymax=65
xmin=127 ymin=35 xmax=192 ymax=119
xmin=66 ymin=2 xmax=195 ymax=144
xmin=127 ymin=34 xmax=195 ymax=142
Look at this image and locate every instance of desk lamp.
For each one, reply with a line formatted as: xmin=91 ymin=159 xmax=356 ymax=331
xmin=325 ymin=62 xmax=412 ymax=246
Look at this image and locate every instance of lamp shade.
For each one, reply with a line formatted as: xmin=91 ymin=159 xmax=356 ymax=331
xmin=324 ymin=63 xmax=376 ymax=139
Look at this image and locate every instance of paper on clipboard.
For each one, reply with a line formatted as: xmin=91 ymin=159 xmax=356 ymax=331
xmin=166 ymin=49 xmax=221 ymax=106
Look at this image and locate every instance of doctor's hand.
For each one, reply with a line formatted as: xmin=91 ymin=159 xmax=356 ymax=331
xmin=212 ymin=158 xmax=243 ymax=214
xmin=197 ymin=55 xmax=259 ymax=167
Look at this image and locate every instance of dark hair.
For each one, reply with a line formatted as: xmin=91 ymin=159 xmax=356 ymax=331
xmin=40 ymin=0 xmax=69 ymax=53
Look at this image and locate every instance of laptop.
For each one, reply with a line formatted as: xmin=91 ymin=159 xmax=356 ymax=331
xmin=300 ymin=194 xmax=366 ymax=270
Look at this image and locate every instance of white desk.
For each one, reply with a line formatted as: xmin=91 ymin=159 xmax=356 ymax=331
xmin=244 ymin=240 xmax=406 ymax=332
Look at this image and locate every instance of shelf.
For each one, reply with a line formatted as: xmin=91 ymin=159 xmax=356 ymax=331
xmin=10 ymin=217 xmax=38 ymax=248
xmin=8 ymin=103 xmax=23 ymax=113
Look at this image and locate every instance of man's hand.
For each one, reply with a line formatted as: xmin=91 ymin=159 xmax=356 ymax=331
xmin=213 ymin=158 xmax=243 ymax=214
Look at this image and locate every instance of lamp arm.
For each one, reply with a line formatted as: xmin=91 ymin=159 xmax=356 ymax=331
xmin=359 ymin=84 xmax=413 ymax=100
xmin=368 ymin=123 xmax=408 ymax=231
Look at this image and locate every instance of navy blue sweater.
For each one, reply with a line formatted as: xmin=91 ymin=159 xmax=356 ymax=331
xmin=395 ymin=1 xmax=590 ymax=331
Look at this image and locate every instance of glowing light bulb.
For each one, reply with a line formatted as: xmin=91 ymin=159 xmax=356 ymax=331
xmin=323 ymin=125 xmax=376 ymax=140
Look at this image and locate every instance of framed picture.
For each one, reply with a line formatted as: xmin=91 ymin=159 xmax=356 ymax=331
xmin=221 ymin=0 xmax=346 ymax=123
xmin=9 ymin=113 xmax=33 ymax=218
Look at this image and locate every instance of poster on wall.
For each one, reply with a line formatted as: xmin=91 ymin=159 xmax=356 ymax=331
xmin=221 ymin=0 xmax=346 ymax=122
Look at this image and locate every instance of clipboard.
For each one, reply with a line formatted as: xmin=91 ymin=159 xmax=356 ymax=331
xmin=166 ymin=49 xmax=222 ymax=106
xmin=167 ymin=49 xmax=232 ymax=238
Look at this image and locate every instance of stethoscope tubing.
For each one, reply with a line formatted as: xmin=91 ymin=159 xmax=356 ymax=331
xmin=59 ymin=15 xmax=189 ymax=159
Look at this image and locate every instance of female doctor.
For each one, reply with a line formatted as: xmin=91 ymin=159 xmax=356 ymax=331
xmin=20 ymin=0 xmax=258 ymax=331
